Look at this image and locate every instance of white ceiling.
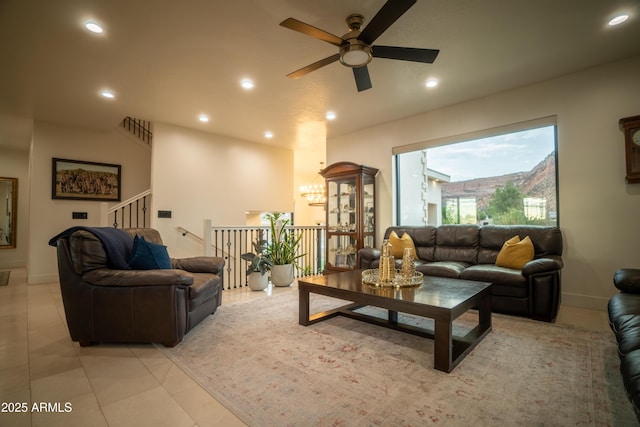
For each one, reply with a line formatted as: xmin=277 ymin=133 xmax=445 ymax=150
xmin=0 ymin=0 xmax=639 ymax=152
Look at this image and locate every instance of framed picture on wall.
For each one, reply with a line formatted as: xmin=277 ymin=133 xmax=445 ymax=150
xmin=52 ymin=158 xmax=121 ymax=201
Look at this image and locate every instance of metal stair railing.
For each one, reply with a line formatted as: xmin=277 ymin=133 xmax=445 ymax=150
xmin=121 ymin=116 xmax=152 ymax=146
xmin=107 ymin=189 xmax=152 ymax=229
xmin=184 ymin=221 xmax=326 ymax=290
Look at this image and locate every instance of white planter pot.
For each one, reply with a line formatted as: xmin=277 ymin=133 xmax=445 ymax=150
xmin=271 ymin=264 xmax=294 ymax=287
xmin=247 ymin=271 xmax=269 ymax=291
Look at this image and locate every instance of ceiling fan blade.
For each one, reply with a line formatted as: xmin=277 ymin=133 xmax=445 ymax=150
xmin=353 ymin=66 xmax=372 ymax=92
xmin=286 ymin=53 xmax=340 ymax=79
xmin=372 ymin=45 xmax=439 ymax=63
xmin=358 ymin=0 xmax=416 ymax=45
xmin=279 ymin=18 xmax=344 ymax=47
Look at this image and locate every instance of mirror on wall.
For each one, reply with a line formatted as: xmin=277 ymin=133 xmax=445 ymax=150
xmin=0 ymin=177 xmax=17 ymax=249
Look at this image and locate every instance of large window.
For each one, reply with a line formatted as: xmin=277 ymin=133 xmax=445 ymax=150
xmin=395 ymin=120 xmax=558 ymax=227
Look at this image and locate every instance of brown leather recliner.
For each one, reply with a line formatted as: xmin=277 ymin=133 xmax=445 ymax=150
xmin=54 ymin=227 xmax=224 ymax=347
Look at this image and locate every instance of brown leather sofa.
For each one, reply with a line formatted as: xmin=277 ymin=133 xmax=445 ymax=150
xmin=359 ymin=225 xmax=563 ymax=321
xmin=53 ymin=227 xmax=224 ymax=347
xmin=608 ymin=268 xmax=640 ymax=422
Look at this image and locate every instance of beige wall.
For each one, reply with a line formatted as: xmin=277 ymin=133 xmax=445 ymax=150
xmin=150 ymin=123 xmax=294 ymax=258
xmin=294 ymin=147 xmax=326 ymax=227
xmin=0 ymin=146 xmax=30 ymax=268
xmin=327 ymin=55 xmax=640 ymax=310
xmin=27 ymin=121 xmax=152 ymax=284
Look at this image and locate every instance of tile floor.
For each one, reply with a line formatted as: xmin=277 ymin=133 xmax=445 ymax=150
xmin=0 ymin=267 xmax=612 ymax=426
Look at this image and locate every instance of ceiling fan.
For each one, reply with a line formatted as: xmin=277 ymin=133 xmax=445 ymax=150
xmin=279 ymin=0 xmax=439 ymax=92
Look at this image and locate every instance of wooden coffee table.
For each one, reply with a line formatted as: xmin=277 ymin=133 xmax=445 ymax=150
xmin=298 ymin=270 xmax=492 ymax=373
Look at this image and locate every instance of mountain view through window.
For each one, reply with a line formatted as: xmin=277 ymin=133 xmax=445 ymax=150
xmin=396 ymin=125 xmax=558 ymax=227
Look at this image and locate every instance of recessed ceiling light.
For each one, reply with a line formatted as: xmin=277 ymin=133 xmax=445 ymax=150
xmin=241 ymin=79 xmax=254 ymax=90
xmin=608 ymin=14 xmax=629 ymax=26
xmin=198 ymin=114 xmax=209 ymax=123
xmin=85 ymin=21 xmax=103 ymax=34
xmin=264 ymin=131 xmax=273 ymax=139
xmin=100 ymin=90 xmax=115 ymax=99
xmin=425 ymin=79 xmax=439 ymax=88
xmin=326 ymin=111 xmax=336 ymax=120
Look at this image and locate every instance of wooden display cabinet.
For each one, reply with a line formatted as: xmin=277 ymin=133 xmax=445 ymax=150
xmin=320 ymin=162 xmax=378 ymax=273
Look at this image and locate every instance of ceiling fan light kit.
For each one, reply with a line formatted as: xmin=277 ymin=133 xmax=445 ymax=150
xmin=339 ymin=14 xmax=372 ymax=67
xmin=279 ymin=0 xmax=439 ymax=92
xmin=340 ymin=43 xmax=372 ymax=67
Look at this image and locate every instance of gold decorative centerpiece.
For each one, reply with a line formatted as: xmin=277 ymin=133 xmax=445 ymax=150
xmin=363 ymin=240 xmax=423 ymax=288
xmin=378 ymin=239 xmax=395 ymax=283
xmin=401 ymin=247 xmax=415 ymax=279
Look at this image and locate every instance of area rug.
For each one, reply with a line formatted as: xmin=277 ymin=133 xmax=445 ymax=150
xmin=0 ymin=270 xmax=9 ymax=286
xmin=157 ymin=291 xmax=635 ymax=426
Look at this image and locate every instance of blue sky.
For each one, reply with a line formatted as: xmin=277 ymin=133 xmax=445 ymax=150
xmin=426 ymin=126 xmax=556 ymax=182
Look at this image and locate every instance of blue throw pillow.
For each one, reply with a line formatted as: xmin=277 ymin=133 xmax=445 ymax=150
xmin=128 ymin=235 xmax=172 ymax=270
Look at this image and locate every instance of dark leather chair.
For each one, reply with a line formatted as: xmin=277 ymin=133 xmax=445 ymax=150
xmin=609 ymin=268 xmax=640 ymax=422
xmin=54 ymin=227 xmax=224 ymax=347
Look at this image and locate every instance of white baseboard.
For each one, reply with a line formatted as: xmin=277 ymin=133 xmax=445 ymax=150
xmin=561 ymin=292 xmax=610 ymax=312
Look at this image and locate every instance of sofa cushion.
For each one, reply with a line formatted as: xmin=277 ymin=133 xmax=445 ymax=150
xmin=128 ymin=236 xmax=172 ymax=270
xmin=477 ymin=225 xmax=563 ymax=264
xmin=52 ymin=227 xmax=134 ymax=271
xmin=123 ymin=228 xmax=164 ymax=245
xmin=434 ymin=225 xmax=479 ymax=264
xmin=384 ymin=226 xmax=436 ymax=261
xmin=389 ymin=231 xmax=416 ymax=258
xmin=172 ymin=257 xmax=225 ymax=274
xmin=495 ymin=235 xmax=534 ymax=269
xmin=462 ymin=264 xmax=528 ymax=298
xmin=609 ymin=293 xmax=640 ymax=333
xmin=615 ymin=315 xmax=640 ymax=357
xmin=188 ymin=273 xmax=222 ymax=307
xmin=416 ymin=261 xmax=469 ymax=278
xmin=620 ymin=349 xmax=640 ymax=417
xmin=614 ymin=269 xmax=640 ymax=294
xmin=69 ymin=230 xmax=109 ymax=274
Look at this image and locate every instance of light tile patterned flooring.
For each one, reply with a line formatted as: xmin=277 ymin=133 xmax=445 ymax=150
xmin=0 ymin=268 xmax=611 ymax=426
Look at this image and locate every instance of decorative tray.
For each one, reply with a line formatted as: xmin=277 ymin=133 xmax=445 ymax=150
xmin=361 ymin=269 xmax=423 ymax=288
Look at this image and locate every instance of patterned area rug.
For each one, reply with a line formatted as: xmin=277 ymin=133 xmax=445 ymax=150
xmin=157 ymin=291 xmax=634 ymax=426
xmin=0 ymin=270 xmax=9 ymax=286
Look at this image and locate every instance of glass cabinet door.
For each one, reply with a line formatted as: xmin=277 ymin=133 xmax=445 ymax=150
xmin=327 ymin=178 xmax=357 ymax=233
xmin=327 ymin=235 xmax=358 ymax=269
xmin=363 ymin=175 xmax=375 ymax=237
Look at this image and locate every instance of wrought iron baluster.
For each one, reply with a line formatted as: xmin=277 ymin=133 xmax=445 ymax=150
xmin=227 ymin=230 xmax=234 ymax=288
xmin=142 ymin=196 xmax=147 ymax=227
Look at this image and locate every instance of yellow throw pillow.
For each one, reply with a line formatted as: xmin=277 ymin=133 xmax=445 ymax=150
xmin=495 ymin=235 xmax=534 ymax=269
xmin=388 ymin=231 xmax=417 ymax=259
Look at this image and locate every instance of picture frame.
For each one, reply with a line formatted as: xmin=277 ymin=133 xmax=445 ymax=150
xmin=52 ymin=158 xmax=121 ymax=201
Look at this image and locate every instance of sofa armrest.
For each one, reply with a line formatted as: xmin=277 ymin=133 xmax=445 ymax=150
xmin=522 ymin=256 xmax=563 ymax=276
xmin=614 ymin=268 xmax=640 ymax=293
xmin=83 ymin=268 xmax=194 ymax=287
xmin=358 ymin=248 xmax=381 ymax=268
xmin=172 ymin=256 xmax=224 ymax=274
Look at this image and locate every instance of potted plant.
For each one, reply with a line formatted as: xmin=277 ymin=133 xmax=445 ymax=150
xmin=265 ymin=212 xmax=305 ymax=287
xmin=241 ymin=237 xmax=273 ymax=291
